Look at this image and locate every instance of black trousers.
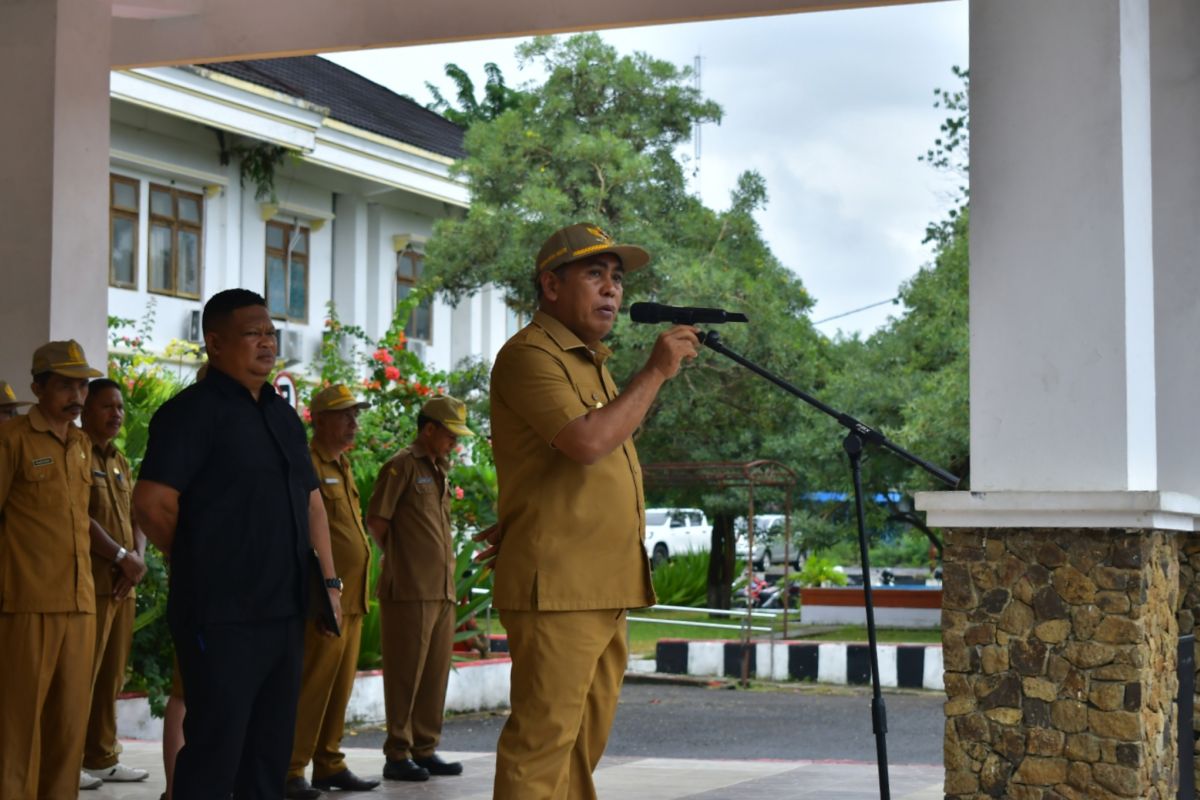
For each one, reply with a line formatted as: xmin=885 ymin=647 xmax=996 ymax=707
xmin=171 ymin=615 xmax=304 ymax=800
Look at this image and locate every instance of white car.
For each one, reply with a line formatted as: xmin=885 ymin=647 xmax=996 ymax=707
xmin=735 ymin=514 xmax=803 ymax=571
xmin=643 ymin=508 xmax=711 ymax=567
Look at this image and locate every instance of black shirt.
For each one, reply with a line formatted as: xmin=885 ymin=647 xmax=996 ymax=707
xmin=140 ymin=366 xmax=318 ymax=625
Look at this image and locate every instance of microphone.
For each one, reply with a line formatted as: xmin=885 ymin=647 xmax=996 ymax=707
xmin=629 ymin=302 xmax=749 ymax=325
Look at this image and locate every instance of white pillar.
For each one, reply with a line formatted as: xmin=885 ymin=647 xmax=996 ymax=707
xmin=1151 ymin=0 xmax=1200 ymax=496
xmin=917 ymin=0 xmax=1200 ymax=530
xmin=970 ymin=0 xmax=1154 ymax=494
xmin=0 ymin=0 xmax=111 ymax=383
xmin=331 ymin=194 xmax=369 ymax=327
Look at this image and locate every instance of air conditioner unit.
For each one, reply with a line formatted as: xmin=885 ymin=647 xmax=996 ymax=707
xmin=185 ymin=309 xmax=202 ymax=342
xmin=279 ymin=330 xmax=305 ymax=364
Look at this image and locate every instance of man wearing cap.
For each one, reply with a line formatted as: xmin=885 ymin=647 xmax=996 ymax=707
xmin=81 ymin=377 xmax=152 ymax=786
xmin=0 ymin=340 xmax=103 ymax=799
xmin=286 ymin=384 xmax=380 ymax=799
xmin=366 ymin=395 xmax=474 ymax=782
xmin=489 ymin=223 xmax=698 ymax=799
xmin=133 ymin=289 xmax=342 ymax=800
xmin=0 ymin=379 xmax=34 ymax=423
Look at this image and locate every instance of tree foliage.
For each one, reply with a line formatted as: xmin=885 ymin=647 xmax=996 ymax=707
xmin=426 ymin=62 xmax=527 ymax=127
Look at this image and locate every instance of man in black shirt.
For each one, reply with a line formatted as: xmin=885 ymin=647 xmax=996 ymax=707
xmin=134 ymin=289 xmax=342 ymax=799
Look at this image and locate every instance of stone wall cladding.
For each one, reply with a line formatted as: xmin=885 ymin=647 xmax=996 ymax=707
xmin=942 ymin=528 xmax=1179 ymax=800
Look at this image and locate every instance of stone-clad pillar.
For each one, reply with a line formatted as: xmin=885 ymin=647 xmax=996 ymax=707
xmin=921 ymin=2 xmax=1200 ymax=797
xmin=942 ymin=529 xmax=1178 ymax=798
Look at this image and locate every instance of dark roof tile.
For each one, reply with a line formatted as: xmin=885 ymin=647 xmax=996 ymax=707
xmin=196 ymin=56 xmax=465 ymax=159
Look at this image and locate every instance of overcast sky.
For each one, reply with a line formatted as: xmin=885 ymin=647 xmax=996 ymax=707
xmin=325 ymin=0 xmax=968 ymax=337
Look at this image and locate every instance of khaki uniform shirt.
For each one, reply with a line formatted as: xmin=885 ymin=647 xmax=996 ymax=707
xmin=489 ymin=310 xmax=655 ymax=611
xmin=368 ymin=442 xmax=455 ymax=602
xmin=88 ymin=442 xmax=135 ymax=598
xmin=0 ymin=406 xmax=95 ymax=613
xmin=311 ymin=441 xmax=371 ymax=616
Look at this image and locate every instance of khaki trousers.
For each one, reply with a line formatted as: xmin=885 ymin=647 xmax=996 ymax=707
xmin=83 ymin=593 xmax=135 ymax=769
xmin=494 ymin=609 xmax=627 ymax=800
xmin=288 ymin=613 xmax=364 ymax=780
xmin=379 ymin=599 xmax=454 ymax=761
xmin=0 ymin=611 xmax=96 ymax=800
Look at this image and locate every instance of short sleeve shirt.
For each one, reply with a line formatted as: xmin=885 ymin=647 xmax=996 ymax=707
xmin=138 ymin=367 xmax=319 ymax=625
xmin=0 ymin=406 xmax=95 ymax=613
xmin=367 ymin=443 xmax=455 ymax=602
xmin=89 ymin=442 xmax=135 ymax=598
xmin=489 ymin=310 xmax=655 ymax=611
xmin=311 ymin=441 xmax=371 ymax=616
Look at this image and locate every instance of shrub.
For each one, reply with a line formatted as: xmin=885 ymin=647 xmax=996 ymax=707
xmin=651 ymin=552 xmax=711 ymax=607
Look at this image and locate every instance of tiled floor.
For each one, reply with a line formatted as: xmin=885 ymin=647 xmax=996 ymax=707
xmin=91 ymin=741 xmax=942 ymax=798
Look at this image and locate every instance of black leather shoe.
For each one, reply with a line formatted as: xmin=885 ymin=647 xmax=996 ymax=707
xmin=284 ymin=776 xmax=323 ymax=799
xmin=313 ymin=768 xmax=381 ymax=791
xmin=382 ymin=759 xmax=430 ymax=782
xmin=414 ymin=754 xmax=464 ymax=776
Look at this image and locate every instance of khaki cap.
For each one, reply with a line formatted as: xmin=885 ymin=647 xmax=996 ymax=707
xmin=420 ymin=395 xmax=474 ymax=437
xmin=30 ymin=339 xmax=103 ymax=379
xmin=311 ymin=384 xmax=371 ymax=415
xmin=0 ymin=380 xmax=33 ymax=408
xmin=535 ymin=223 xmax=650 ymax=275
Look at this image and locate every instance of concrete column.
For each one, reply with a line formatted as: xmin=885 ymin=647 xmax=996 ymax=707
xmin=1150 ymin=0 xmax=1200 ymax=496
xmin=969 ymin=0 xmax=1155 ymax=494
xmin=0 ymin=0 xmax=111 ymax=382
xmin=331 ymin=194 xmax=368 ymax=327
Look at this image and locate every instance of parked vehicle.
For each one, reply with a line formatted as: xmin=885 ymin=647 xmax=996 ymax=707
xmin=644 ymin=508 xmax=711 ymax=567
xmin=734 ymin=514 xmax=803 ymax=571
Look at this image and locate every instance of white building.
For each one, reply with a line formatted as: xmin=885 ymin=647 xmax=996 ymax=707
xmin=105 ymin=55 xmax=518 ymax=379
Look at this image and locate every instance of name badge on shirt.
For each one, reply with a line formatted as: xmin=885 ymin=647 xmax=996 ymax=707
xmin=93 ymin=470 xmax=108 ymax=478
xmin=324 ymin=477 xmax=340 ymax=484
xmin=416 ymin=476 xmax=434 ymax=484
xmin=32 ymin=457 xmax=53 ymax=467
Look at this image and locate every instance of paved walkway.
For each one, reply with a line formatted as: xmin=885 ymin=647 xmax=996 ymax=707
xmin=92 ymin=741 xmax=942 ymax=799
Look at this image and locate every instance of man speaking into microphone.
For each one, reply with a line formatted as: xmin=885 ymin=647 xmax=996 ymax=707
xmin=488 ymin=223 xmax=698 ymax=799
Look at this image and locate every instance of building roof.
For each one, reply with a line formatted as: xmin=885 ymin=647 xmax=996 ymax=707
xmin=198 ymin=56 xmax=465 ymax=159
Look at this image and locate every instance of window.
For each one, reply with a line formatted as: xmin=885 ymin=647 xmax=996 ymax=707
xmin=109 ymin=175 xmax=139 ymax=289
xmin=265 ymin=221 xmax=309 ymax=322
xmin=148 ymin=184 xmax=203 ymax=298
xmin=397 ymin=249 xmax=432 ymax=342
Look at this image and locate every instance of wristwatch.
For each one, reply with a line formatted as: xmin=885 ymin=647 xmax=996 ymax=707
xmin=324 ymin=576 xmax=344 ymax=591
xmin=114 ymin=546 xmax=128 ymax=563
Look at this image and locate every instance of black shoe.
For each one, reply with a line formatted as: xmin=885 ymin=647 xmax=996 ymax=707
xmin=414 ymin=754 xmax=464 ymax=776
xmin=382 ymin=759 xmax=430 ymax=782
xmin=284 ymin=776 xmax=323 ymax=800
xmin=313 ymin=768 xmax=381 ymax=791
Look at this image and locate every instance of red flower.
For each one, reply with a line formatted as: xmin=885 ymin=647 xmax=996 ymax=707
xmin=301 ymin=407 xmax=312 ymax=423
xmin=384 ymin=366 xmax=401 ymax=382
xmin=454 ymin=486 xmax=464 ymax=500
xmin=372 ymin=348 xmax=394 ymax=365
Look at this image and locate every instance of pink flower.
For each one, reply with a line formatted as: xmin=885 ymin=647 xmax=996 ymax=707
xmin=372 ymin=348 xmax=394 ymax=365
xmin=384 ymin=366 xmax=401 ymax=382
xmin=454 ymin=487 xmax=464 ymax=500
xmin=301 ymin=407 xmax=312 ymax=423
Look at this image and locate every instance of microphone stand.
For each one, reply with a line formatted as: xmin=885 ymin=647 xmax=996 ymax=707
xmin=696 ymin=329 xmax=960 ymax=800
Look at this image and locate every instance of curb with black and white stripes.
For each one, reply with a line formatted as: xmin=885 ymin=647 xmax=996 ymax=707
xmin=653 ymin=639 xmax=944 ymax=690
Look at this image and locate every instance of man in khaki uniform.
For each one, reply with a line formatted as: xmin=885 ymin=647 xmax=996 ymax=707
xmin=367 ymin=396 xmax=474 ymax=783
xmin=0 ymin=340 xmax=103 ymax=799
xmin=0 ymin=379 xmax=33 ymax=422
xmin=489 ymin=224 xmax=698 ymax=799
xmin=286 ymin=385 xmax=381 ymax=799
xmin=80 ymin=378 xmax=151 ymax=785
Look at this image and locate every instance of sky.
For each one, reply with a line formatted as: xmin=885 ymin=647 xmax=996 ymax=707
xmin=324 ymin=0 xmax=969 ymax=337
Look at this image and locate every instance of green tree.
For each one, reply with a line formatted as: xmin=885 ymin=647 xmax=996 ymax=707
xmin=424 ymin=34 xmax=830 ymax=607
xmin=813 ymin=66 xmax=971 ymax=565
xmin=426 ymin=62 xmax=527 ymax=127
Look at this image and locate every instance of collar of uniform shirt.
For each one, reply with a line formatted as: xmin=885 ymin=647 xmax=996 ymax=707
xmin=531 ymin=310 xmax=613 ymax=364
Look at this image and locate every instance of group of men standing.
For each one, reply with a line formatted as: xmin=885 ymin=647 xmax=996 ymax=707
xmin=0 ymin=221 xmax=697 ymax=799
